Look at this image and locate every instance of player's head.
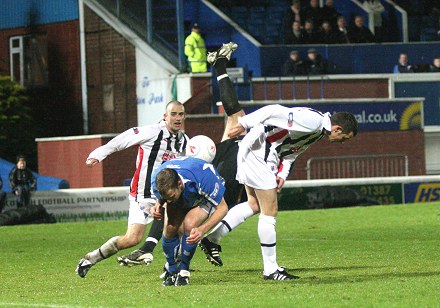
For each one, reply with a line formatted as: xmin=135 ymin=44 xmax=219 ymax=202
xmin=156 ymin=168 xmax=183 ymax=203
xmin=328 ymin=112 xmax=358 ymax=143
xmin=164 ymin=100 xmax=185 ymax=134
xmin=16 ymin=154 xmax=27 ymax=169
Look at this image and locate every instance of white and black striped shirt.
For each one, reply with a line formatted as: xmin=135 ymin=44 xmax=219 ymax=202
xmin=238 ymin=105 xmax=331 ymax=180
xmin=88 ymin=120 xmax=189 ymax=203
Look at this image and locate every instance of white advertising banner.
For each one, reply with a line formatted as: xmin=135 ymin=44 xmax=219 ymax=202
xmin=5 ymin=187 xmax=129 ymax=216
xmin=136 ymin=48 xmax=173 ymax=126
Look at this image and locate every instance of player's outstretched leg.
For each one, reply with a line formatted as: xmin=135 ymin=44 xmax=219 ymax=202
xmin=199 ymin=202 xmax=255 ymax=266
xmin=199 ymin=237 xmax=223 ymax=266
xmin=75 ymin=236 xmax=119 ymax=278
xmin=117 ymin=209 xmax=164 ymax=266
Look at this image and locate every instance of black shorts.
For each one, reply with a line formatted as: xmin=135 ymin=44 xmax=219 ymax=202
xmin=213 ymin=137 xmax=246 ymax=208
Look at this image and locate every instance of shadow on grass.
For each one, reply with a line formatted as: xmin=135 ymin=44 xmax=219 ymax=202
xmin=198 ymin=265 xmax=440 ymax=285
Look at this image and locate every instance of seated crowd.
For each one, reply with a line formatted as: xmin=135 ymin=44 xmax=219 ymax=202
xmin=284 ymin=0 xmax=377 ymax=45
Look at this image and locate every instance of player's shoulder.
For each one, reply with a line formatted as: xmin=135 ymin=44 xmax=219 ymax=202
xmin=135 ymin=122 xmax=165 ymax=134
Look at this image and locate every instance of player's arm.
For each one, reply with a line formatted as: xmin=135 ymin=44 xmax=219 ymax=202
xmin=86 ymin=126 xmax=155 ymax=167
xmin=276 ymin=158 xmax=295 ymax=192
xmin=187 ymin=198 xmax=228 ymax=244
xmin=151 ymin=199 xmax=165 ymax=220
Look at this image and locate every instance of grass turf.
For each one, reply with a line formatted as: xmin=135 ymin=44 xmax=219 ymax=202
xmin=1 ymin=202 xmax=439 ymax=307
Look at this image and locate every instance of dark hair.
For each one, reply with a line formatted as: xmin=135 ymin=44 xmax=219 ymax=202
xmin=156 ymin=168 xmax=180 ymax=197
xmin=16 ymin=154 xmax=26 ymax=163
xmin=331 ymin=112 xmax=358 ymax=136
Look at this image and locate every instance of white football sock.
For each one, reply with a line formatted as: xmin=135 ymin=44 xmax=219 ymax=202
xmin=258 ymin=214 xmax=278 ymax=276
xmin=207 ymin=202 xmax=254 ymax=244
xmin=86 ymin=236 xmax=119 ymax=264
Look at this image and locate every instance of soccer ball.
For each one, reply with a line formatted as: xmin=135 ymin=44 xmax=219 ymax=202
xmin=186 ymin=135 xmax=216 ymax=163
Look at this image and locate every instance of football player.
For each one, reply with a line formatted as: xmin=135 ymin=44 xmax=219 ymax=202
xmin=75 ymin=101 xmax=188 ymax=278
xmin=151 ymin=157 xmax=228 ymax=286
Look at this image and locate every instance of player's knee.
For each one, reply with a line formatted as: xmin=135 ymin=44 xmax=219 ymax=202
xmin=164 ymin=224 xmax=179 ymax=236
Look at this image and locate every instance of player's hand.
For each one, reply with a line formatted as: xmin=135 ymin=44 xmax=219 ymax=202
xmin=276 ymin=177 xmax=285 ymax=193
xmin=86 ymin=158 xmax=99 ymax=167
xmin=187 ymin=227 xmax=203 ymax=244
xmin=151 ymin=202 xmax=163 ymax=220
xmin=227 ymin=123 xmax=245 ymax=138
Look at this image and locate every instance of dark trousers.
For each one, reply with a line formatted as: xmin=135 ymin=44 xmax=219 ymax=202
xmin=0 ymin=191 xmax=6 ymax=213
xmin=15 ymin=184 xmax=31 ymax=208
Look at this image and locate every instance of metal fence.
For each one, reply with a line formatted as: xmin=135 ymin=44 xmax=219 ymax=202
xmin=306 ymin=154 xmax=409 ymax=180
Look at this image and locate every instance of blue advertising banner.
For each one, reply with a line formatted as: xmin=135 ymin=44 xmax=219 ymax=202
xmin=242 ymin=100 xmax=423 ymax=131
xmin=404 ymin=182 xmax=440 ymax=203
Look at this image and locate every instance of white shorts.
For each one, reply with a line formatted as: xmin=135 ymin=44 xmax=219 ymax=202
xmin=236 ymin=144 xmax=278 ymax=190
xmin=127 ymin=195 xmax=155 ymax=225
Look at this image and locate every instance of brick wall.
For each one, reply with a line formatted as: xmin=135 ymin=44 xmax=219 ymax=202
xmin=84 ymin=6 xmax=137 ymax=134
xmin=185 ymin=115 xmax=225 ymax=143
xmin=37 ymin=136 xmax=137 ymax=188
xmin=289 ymin=129 xmax=425 ymax=180
xmin=0 ymin=21 xmax=83 ymax=136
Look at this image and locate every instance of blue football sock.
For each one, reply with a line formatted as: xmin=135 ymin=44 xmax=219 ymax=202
xmin=179 ymin=233 xmax=198 ymax=271
xmin=162 ymin=235 xmax=180 ymax=273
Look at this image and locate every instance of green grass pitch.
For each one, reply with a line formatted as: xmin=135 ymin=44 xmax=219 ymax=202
xmin=1 ymin=202 xmax=439 ymax=307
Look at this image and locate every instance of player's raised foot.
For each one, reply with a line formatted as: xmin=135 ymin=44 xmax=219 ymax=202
xmin=207 ymin=42 xmax=238 ymax=65
xmin=76 ymin=257 xmax=93 ymax=278
xmin=199 ymin=237 xmax=223 ymax=266
xmin=263 ymin=268 xmax=300 ymax=281
xmin=162 ymin=271 xmax=178 ymax=287
xmin=175 ymin=269 xmax=190 ymax=287
xmin=117 ymin=249 xmax=153 ymax=266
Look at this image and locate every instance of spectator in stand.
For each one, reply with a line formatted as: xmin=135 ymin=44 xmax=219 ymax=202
xmin=284 ymin=20 xmax=306 ymax=44
xmin=283 ymin=0 xmax=305 ymax=34
xmin=283 ymin=50 xmax=305 ymax=76
xmin=322 ymin=0 xmax=340 ymax=29
xmin=184 ymin=23 xmax=207 ymax=73
xmin=393 ymin=53 xmax=416 ymax=73
xmin=304 ymin=48 xmax=326 ymax=75
xmin=0 ymin=176 xmax=6 ymax=213
xmin=335 ymin=16 xmax=350 ymax=43
xmin=303 ymin=19 xmax=320 ymax=44
xmin=304 ymin=0 xmax=324 ymax=29
xmin=362 ymin=0 xmax=385 ymax=42
xmin=348 ymin=15 xmax=375 ymax=43
xmin=429 ymin=56 xmax=440 ymax=72
xmin=318 ymin=20 xmax=338 ymax=44
xmin=8 ymin=155 xmax=37 ymax=208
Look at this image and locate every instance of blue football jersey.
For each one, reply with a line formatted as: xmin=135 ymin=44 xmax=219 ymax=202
xmin=151 ymin=157 xmax=226 ymax=209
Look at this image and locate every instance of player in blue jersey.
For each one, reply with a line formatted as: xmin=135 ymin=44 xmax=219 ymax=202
xmin=150 ymin=157 xmax=228 ymax=286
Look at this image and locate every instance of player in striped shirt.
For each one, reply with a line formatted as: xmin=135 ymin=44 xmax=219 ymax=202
xmin=201 ymin=103 xmax=358 ymax=280
xmin=76 ymin=100 xmax=189 ymax=278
